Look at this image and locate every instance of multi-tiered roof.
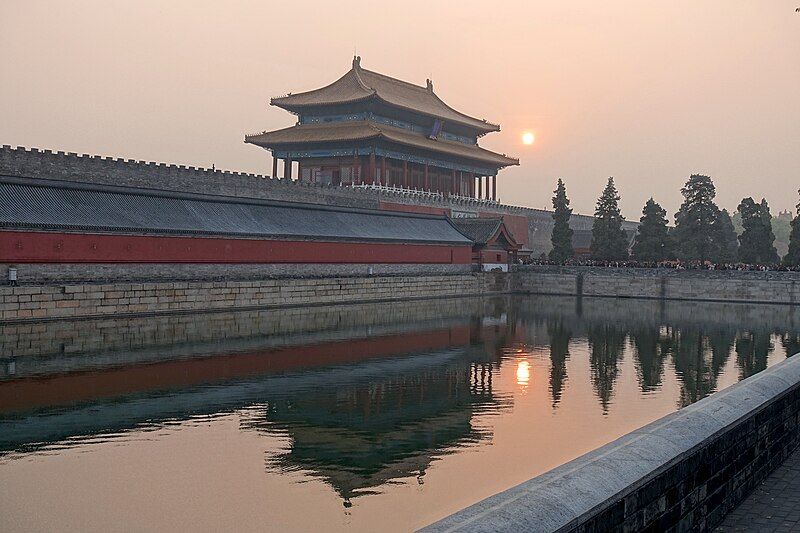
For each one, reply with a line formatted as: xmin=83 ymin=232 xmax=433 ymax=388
xmin=246 ymin=57 xmax=516 ymax=199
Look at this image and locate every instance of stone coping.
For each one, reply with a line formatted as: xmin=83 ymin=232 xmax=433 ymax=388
xmin=421 ymin=353 xmax=800 ymax=532
xmin=515 ymin=264 xmax=800 ymax=280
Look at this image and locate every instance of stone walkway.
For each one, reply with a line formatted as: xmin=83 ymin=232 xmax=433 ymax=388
xmin=716 ymin=447 xmax=800 ymax=532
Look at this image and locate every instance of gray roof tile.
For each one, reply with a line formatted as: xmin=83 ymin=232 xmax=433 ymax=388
xmin=0 ymin=177 xmax=473 ymax=245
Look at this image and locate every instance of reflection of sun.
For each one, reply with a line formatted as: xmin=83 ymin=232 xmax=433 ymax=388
xmin=516 ymin=360 xmax=531 ymax=386
xmin=522 ymin=132 xmax=535 ymax=145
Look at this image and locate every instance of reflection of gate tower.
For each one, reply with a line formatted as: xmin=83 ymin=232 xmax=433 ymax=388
xmin=242 ymin=347 xmax=511 ymax=504
xmin=245 ymin=57 xmax=518 ymax=200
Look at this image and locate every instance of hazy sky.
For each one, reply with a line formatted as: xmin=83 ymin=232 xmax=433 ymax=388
xmin=1 ymin=1 xmax=798 ymax=218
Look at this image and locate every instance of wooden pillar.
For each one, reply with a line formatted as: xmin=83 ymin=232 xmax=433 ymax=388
xmin=368 ymin=152 xmax=376 ymax=185
xmin=468 ymin=172 xmax=474 ymax=198
xmin=451 ymin=169 xmax=456 ymax=196
xmin=403 ymin=160 xmax=408 ymax=189
xmin=492 ymin=175 xmax=497 ymax=201
xmin=272 ymin=156 xmax=278 ymax=179
xmin=484 ymin=175 xmax=490 ymax=199
xmin=478 ymin=176 xmax=483 ymax=199
xmin=381 ymin=156 xmax=386 ymax=186
xmin=424 ymin=164 xmax=429 ymax=191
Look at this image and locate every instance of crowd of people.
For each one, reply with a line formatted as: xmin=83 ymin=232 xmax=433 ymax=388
xmin=525 ymin=257 xmax=800 ymax=272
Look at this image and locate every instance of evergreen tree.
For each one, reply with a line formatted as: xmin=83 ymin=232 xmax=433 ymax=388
xmin=712 ymin=209 xmax=739 ymax=263
xmin=549 ymin=178 xmax=574 ymax=263
xmin=673 ymin=174 xmax=719 ymax=262
xmin=590 ymin=177 xmax=629 ymax=260
xmin=785 ymin=189 xmax=800 ymax=267
xmin=759 ymin=199 xmax=780 ymax=264
xmin=737 ymin=197 xmax=779 ymax=264
xmin=631 ymin=198 xmax=672 ymax=261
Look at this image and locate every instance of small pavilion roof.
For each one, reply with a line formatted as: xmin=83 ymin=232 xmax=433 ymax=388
xmin=452 ymin=218 xmax=520 ymax=248
xmin=245 ymin=121 xmax=518 ymax=168
xmin=271 ymin=57 xmax=500 ymax=134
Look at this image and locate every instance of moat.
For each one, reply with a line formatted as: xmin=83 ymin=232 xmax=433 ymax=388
xmin=1 ymin=295 xmax=798 ymax=532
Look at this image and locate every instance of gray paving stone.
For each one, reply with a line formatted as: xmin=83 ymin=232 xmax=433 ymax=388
xmin=716 ymin=448 xmax=800 ymax=532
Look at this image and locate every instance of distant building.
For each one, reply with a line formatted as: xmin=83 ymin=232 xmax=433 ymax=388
xmin=245 ymin=57 xmax=518 ymax=201
xmin=452 ymin=218 xmax=520 ymax=271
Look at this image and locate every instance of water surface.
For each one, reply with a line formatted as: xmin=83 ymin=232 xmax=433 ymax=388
xmin=0 ymin=295 xmax=798 ymax=532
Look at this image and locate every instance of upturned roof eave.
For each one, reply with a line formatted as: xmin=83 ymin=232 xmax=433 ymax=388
xmin=245 ymin=125 xmax=518 ymax=168
xmin=271 ymin=94 xmax=500 ymax=134
xmin=270 ymin=93 xmax=375 ymax=113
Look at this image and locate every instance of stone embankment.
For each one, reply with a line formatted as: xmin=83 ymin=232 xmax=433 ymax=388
xmin=2 ymin=266 xmax=800 ymax=322
xmin=0 ymin=273 xmax=509 ymax=322
xmin=515 ymin=265 xmax=800 ymax=305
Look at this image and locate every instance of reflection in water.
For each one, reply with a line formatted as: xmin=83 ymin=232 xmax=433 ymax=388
xmin=588 ymin=324 xmax=626 ymax=413
xmin=0 ymin=295 xmax=798 ymax=531
xmin=515 ymin=360 xmax=530 ymax=386
xmin=735 ymin=331 xmax=772 ymax=381
xmin=629 ymin=326 xmax=670 ymax=393
xmin=241 ymin=355 xmax=507 ymax=505
xmin=672 ymin=329 xmax=724 ymax=408
xmin=547 ymin=320 xmax=570 ymax=407
xmin=784 ymin=332 xmax=800 ymax=359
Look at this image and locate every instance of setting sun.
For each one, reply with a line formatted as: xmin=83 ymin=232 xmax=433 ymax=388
xmin=522 ymin=132 xmax=535 ymax=145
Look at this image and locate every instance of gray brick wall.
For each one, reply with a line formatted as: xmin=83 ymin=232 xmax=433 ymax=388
xmin=0 ymin=262 xmax=473 ymax=285
xmin=0 ymin=273 xmax=509 ymax=322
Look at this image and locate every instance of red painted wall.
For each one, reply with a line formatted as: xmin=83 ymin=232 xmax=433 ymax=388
xmin=480 ymin=249 xmax=508 ymax=264
xmin=379 ymin=201 xmax=451 ymax=217
xmin=0 ymin=326 xmax=472 ymax=413
xmin=0 ymin=231 xmax=472 ymax=264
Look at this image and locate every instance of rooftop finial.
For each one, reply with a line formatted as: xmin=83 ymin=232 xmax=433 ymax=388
xmin=353 ymin=55 xmax=361 ymax=69
xmin=426 ymin=79 xmax=433 ymax=92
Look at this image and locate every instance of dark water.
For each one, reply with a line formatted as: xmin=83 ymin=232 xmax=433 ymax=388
xmin=0 ymin=295 xmax=798 ymax=532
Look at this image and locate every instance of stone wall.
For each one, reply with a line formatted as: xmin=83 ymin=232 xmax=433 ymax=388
xmin=423 ymin=353 xmax=800 ymax=532
xmin=0 ymin=273 xmax=508 ymax=322
xmin=514 ymin=265 xmax=800 ymax=305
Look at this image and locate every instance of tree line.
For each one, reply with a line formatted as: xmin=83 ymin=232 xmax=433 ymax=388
xmin=549 ymin=175 xmax=800 ymax=267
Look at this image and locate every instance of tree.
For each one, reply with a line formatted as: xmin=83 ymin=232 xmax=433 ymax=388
xmin=713 ymin=209 xmax=739 ymax=263
xmin=784 ymin=189 xmax=800 ymax=267
xmin=549 ymin=179 xmax=574 ymax=263
xmin=631 ymin=198 xmax=673 ymax=261
xmin=590 ymin=177 xmax=629 ymax=260
xmin=737 ymin=197 xmax=779 ymax=264
xmin=673 ymin=174 xmax=719 ymax=262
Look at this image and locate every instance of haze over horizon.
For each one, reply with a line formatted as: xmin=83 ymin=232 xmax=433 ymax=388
xmin=1 ymin=0 xmax=798 ymax=219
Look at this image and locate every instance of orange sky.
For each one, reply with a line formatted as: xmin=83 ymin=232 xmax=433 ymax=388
xmin=1 ymin=1 xmax=798 ymax=218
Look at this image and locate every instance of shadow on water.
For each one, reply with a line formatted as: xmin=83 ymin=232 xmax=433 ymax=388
xmin=0 ymin=294 xmax=798 ymax=505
